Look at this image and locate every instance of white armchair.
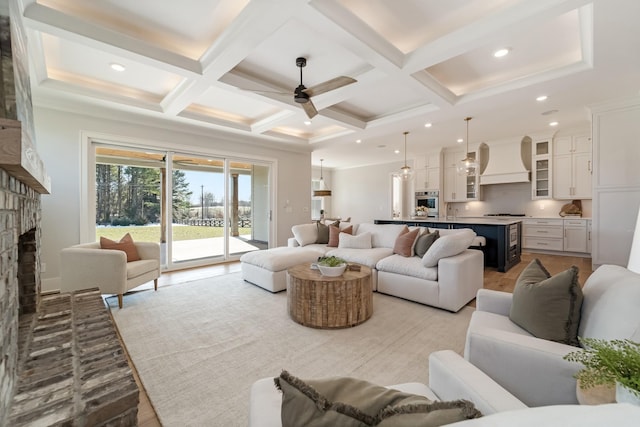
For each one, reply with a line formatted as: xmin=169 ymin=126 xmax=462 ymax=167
xmin=464 ymin=264 xmax=640 ymax=407
xmin=61 ymin=241 xmax=161 ymax=308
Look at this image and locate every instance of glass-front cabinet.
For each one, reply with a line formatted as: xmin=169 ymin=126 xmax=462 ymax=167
xmin=531 ymin=138 xmax=552 ymax=199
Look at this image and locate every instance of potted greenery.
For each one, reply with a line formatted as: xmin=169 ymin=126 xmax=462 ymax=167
xmin=316 ymin=256 xmax=347 ymax=277
xmin=563 ymin=338 xmax=640 ymax=405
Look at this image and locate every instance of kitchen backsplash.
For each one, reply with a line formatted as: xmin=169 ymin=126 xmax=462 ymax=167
xmin=445 ymin=182 xmax=592 ymax=218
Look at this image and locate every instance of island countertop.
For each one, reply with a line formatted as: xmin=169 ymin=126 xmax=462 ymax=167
xmin=384 ymin=217 xmax=524 ymax=225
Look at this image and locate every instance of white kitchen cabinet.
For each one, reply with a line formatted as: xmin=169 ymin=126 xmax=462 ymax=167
xmin=587 ymin=219 xmax=592 ymax=253
xmin=553 ymin=134 xmax=592 ymax=199
xmin=414 ymin=151 xmax=441 ymax=191
xmin=531 ymin=138 xmax=552 ymax=199
xmin=522 ymin=218 xmax=564 ymax=251
xmin=563 ymin=219 xmax=588 ymax=252
xmin=443 ymin=147 xmax=479 ymax=202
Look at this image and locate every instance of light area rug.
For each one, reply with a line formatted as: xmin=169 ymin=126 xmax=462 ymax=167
xmin=109 ymin=273 xmax=474 ymax=427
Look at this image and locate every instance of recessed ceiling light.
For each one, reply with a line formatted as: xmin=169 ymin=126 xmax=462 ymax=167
xmin=424 ymin=123 xmax=432 ymax=128
xmin=110 ymin=63 xmax=125 ymax=72
xmin=493 ymin=48 xmax=510 ymax=58
xmin=536 ymin=95 xmax=548 ymax=102
xmin=549 ymin=121 xmax=559 ymax=127
xmin=356 ymin=139 xmax=362 ymax=144
xmin=457 ymin=138 xmax=464 ymax=143
xmin=394 ymin=149 xmax=400 ymax=154
xmin=304 ymin=120 xmax=311 ymax=126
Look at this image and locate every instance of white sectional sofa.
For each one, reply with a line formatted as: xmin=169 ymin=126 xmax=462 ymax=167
xmin=241 ymin=222 xmax=484 ymax=312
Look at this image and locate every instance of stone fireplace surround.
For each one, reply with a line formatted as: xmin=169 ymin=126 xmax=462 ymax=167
xmin=0 ymin=167 xmax=140 ymax=425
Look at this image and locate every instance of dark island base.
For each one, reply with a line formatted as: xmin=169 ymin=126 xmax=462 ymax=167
xmin=375 ymin=219 xmax=521 ymax=272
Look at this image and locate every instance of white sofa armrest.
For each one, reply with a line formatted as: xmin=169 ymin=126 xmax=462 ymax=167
xmin=475 ymin=289 xmax=513 ymax=316
xmin=287 ymin=237 xmax=300 ymax=247
xmin=429 ymin=350 xmax=527 ymax=415
xmin=465 ymin=328 xmax=582 ymax=407
xmin=60 ymin=247 xmax=127 ymax=293
xmin=437 ymin=249 xmax=484 ymax=312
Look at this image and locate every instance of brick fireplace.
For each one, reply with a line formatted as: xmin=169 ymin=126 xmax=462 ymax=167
xmin=0 ymin=10 xmax=138 ymax=426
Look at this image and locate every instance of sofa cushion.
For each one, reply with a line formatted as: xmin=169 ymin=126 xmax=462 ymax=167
xmin=326 ymin=247 xmax=394 ymax=269
xmin=415 ymin=230 xmax=440 ymax=258
xmin=422 ymin=229 xmax=475 ymax=268
xmin=275 ymin=370 xmax=481 ymax=427
xmin=393 ymin=228 xmax=420 ymax=257
xmin=509 ymin=259 xmax=583 ymax=346
xmin=328 ymin=225 xmax=353 ymax=247
xmin=339 ymin=232 xmax=372 ymax=249
xmin=376 ymin=254 xmax=438 ymax=281
xmin=240 ymin=246 xmax=324 ymax=271
xmin=356 ymin=223 xmax=408 ymax=249
xmin=100 ymin=233 xmax=140 ymax=262
xmin=292 ymin=223 xmax=319 ymax=247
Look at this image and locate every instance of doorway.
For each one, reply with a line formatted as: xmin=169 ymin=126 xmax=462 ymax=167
xmin=94 ymin=145 xmax=271 ymax=270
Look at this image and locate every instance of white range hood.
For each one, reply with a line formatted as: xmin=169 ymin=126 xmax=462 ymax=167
xmin=480 ymin=138 xmax=531 ymax=185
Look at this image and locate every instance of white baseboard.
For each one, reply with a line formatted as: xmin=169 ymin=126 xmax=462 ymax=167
xmin=42 ymin=276 xmax=61 ymax=293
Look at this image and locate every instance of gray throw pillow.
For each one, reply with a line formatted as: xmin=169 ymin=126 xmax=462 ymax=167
xmin=509 ymin=259 xmax=583 ymax=346
xmin=275 ymin=370 xmax=481 ymax=427
xmin=414 ymin=230 xmax=439 ymax=258
xmin=316 ymin=222 xmax=329 ymax=244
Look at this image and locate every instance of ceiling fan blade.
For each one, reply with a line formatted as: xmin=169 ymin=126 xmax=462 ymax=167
xmin=304 ymin=76 xmax=356 ymax=97
xmin=302 ymin=99 xmax=318 ymax=119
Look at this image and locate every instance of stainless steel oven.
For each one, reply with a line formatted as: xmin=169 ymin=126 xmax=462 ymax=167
xmin=415 ymin=191 xmax=439 ymax=218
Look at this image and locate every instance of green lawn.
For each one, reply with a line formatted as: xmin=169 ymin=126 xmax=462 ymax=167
xmin=96 ymin=225 xmax=252 ymax=242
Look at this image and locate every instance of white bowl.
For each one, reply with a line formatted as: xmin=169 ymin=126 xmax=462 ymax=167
xmin=317 ymin=263 xmax=347 ymax=277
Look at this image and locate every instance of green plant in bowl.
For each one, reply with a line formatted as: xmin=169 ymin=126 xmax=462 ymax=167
xmin=317 ymin=256 xmax=347 ymax=267
xmin=564 ymin=338 xmax=640 ymax=399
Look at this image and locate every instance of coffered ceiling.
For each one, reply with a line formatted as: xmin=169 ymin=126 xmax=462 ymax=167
xmin=13 ymin=0 xmax=640 ymax=168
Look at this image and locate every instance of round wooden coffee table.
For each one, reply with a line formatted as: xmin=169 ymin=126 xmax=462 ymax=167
xmin=286 ymin=263 xmax=373 ymax=329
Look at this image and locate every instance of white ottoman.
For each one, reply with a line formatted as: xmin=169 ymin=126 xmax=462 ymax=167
xmin=240 ymin=246 xmax=326 ymax=292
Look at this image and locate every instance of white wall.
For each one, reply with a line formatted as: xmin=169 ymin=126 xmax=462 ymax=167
xmin=332 ymin=161 xmax=406 ymax=224
xmin=34 ymin=106 xmax=312 ymax=288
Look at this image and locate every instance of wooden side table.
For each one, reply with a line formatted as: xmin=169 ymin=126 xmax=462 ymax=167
xmin=286 ymin=263 xmax=372 ymax=329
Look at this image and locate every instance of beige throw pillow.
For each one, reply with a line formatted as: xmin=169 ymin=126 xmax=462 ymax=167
xmin=421 ymin=229 xmax=475 ymax=268
xmin=509 ymin=259 xmax=583 ymax=346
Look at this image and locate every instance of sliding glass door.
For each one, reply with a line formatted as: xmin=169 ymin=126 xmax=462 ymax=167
xmin=94 ymin=145 xmax=271 ymax=270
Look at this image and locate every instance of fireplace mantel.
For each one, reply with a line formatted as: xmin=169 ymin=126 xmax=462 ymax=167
xmin=0 ymin=118 xmax=50 ymax=194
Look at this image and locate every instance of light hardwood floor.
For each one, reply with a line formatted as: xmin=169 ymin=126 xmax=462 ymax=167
xmin=121 ymin=252 xmax=592 ymax=426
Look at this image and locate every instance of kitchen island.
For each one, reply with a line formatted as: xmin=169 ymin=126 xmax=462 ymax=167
xmin=374 ymin=217 xmax=522 ymax=272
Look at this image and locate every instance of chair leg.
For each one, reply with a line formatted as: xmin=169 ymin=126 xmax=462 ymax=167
xmin=154 ymin=278 xmax=158 ymax=291
xmin=117 ymin=294 xmax=123 ymax=309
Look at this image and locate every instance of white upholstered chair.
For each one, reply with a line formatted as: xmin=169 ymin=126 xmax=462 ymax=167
xmin=61 ymin=241 xmax=161 ymax=308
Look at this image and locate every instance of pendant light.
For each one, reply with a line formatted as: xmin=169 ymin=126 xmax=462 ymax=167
xmin=458 ymin=117 xmax=478 ymax=176
xmin=396 ymin=131 xmax=414 ymax=181
xmin=313 ymin=159 xmax=331 ymax=197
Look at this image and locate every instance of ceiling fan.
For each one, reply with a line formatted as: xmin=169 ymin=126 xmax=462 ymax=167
xmin=292 ymin=57 xmax=356 ymax=119
xmin=253 ymin=57 xmax=356 ymax=119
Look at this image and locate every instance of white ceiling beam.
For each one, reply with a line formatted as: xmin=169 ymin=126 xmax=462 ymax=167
xmin=21 ymin=3 xmax=202 ymax=77
xmin=38 ymin=78 xmax=163 ymax=112
xmin=162 ymin=0 xmax=306 ymax=116
xmin=403 ymin=0 xmax=595 ymax=73
xmin=251 ymin=111 xmax=296 ymax=134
